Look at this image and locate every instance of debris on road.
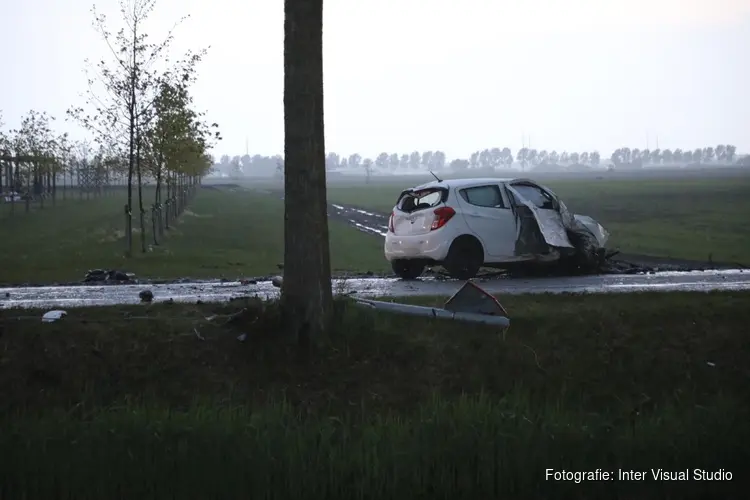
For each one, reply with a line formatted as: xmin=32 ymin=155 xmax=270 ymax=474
xmin=271 ymin=276 xmax=283 ymax=288
xmin=84 ymin=269 xmax=136 ymax=283
xmin=139 ymin=290 xmax=154 ymax=303
xmin=353 ymin=280 xmax=510 ymax=328
xmin=41 ymin=310 xmax=67 ymax=323
xmin=444 ymin=280 xmax=509 ymax=317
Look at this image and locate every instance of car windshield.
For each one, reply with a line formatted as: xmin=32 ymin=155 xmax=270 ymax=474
xmin=397 ymin=188 xmax=444 ymax=213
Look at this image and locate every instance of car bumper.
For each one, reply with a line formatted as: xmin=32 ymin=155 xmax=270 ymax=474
xmin=384 ymin=233 xmax=452 ymax=262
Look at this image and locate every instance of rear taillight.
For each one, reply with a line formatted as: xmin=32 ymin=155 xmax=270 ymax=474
xmin=388 ymin=212 xmax=395 ymax=232
xmin=431 ymin=206 xmax=455 ymax=230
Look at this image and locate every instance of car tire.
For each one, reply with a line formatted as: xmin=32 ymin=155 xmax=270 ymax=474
xmin=444 ymin=237 xmax=483 ymax=280
xmin=391 ymin=259 xmax=425 ymax=280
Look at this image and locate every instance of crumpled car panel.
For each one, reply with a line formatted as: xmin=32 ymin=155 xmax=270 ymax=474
xmin=506 ymin=185 xmax=573 ymax=250
xmin=513 ymin=204 xmax=553 ymax=255
xmin=571 ymin=214 xmax=609 ymax=248
xmin=506 ymin=185 xmax=608 ymax=254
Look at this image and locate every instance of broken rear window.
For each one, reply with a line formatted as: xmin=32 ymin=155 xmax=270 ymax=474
xmin=396 ymin=188 xmax=447 ymax=213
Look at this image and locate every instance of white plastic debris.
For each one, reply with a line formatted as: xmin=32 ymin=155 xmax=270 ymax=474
xmin=271 ymin=276 xmax=283 ymax=288
xmin=42 ymin=310 xmax=67 ymax=323
xmin=352 ymin=281 xmax=511 ymax=328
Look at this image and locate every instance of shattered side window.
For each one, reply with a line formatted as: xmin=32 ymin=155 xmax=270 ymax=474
xmin=511 ymin=184 xmax=555 ymax=209
xmin=459 ymin=185 xmax=505 ymax=208
xmin=397 ymin=189 xmax=444 ymax=213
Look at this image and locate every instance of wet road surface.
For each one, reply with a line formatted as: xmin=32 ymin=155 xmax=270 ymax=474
xmin=2 ymin=269 xmax=748 ymax=310
xmin=330 ymin=203 xmax=388 ymax=237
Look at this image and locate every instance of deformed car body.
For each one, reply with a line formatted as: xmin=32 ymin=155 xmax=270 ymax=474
xmin=383 ymin=177 xmax=609 ymax=279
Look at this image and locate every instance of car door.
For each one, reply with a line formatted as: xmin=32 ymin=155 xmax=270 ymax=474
xmin=455 ymin=184 xmax=516 ymax=258
xmin=507 ymin=182 xmax=573 ymax=249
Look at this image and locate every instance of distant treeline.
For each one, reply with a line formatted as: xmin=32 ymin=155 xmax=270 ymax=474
xmin=212 ymin=144 xmax=744 ymax=177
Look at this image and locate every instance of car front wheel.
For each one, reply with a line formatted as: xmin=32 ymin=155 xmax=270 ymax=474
xmin=391 ymin=259 xmax=425 ymax=280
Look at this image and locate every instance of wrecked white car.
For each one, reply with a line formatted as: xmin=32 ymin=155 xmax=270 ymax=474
xmin=384 ymin=177 xmax=609 ymax=279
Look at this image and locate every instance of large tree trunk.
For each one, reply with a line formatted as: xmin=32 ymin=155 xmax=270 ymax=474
xmin=281 ymin=0 xmax=333 ymax=348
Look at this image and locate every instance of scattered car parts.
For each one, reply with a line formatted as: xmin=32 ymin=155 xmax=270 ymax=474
xmin=352 ymin=280 xmax=510 ymax=327
xmin=84 ymin=269 xmax=136 ymax=283
xmin=41 ymin=310 xmax=67 ymax=323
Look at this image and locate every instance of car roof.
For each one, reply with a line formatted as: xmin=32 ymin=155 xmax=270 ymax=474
xmin=409 ymin=177 xmax=537 ymax=191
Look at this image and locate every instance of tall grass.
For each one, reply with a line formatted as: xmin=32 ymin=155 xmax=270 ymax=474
xmin=0 ymin=394 xmax=745 ymax=499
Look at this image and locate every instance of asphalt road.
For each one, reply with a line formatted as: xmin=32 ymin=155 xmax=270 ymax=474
xmin=1 ymin=269 xmax=748 ymax=310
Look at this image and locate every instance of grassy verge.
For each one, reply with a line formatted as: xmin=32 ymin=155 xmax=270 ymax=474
xmin=0 ymin=186 xmax=389 ymax=284
xmin=327 ymin=175 xmax=750 ymax=264
xmin=0 ymin=186 xmax=125 ymax=219
xmin=1 ymin=291 xmax=748 ymax=498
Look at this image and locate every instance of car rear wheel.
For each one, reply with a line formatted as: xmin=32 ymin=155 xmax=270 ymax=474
xmin=391 ymin=259 xmax=425 ymax=280
xmin=443 ymin=237 xmax=483 ymax=280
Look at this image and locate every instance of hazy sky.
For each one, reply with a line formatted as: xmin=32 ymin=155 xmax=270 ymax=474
xmin=2 ymin=0 xmax=749 ymax=160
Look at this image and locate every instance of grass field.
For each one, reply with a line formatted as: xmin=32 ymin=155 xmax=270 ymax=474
xmin=1 ymin=291 xmax=748 ymax=498
xmin=326 ymin=174 xmax=750 ymax=265
xmin=0 ymin=185 xmax=389 ymax=284
xmin=2 ymin=172 xmax=750 ymax=285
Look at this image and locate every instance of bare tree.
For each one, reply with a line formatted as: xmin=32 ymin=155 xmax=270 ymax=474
xmin=281 ymin=0 xmax=333 ymax=350
xmin=69 ymin=0 xmax=186 ymax=255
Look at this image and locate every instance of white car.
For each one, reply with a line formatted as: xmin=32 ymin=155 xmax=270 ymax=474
xmin=384 ymin=177 xmax=609 ymax=279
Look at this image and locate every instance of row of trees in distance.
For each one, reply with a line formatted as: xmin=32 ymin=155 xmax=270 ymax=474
xmin=0 ymin=0 xmax=220 ymax=256
xmin=213 ymin=143 xmax=741 ymax=178
xmin=611 ymin=145 xmax=737 ymax=167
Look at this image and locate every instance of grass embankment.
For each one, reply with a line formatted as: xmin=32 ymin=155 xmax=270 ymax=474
xmin=0 ymin=185 xmax=389 ymax=285
xmin=1 ymin=291 xmax=748 ymax=498
xmin=327 ymin=175 xmax=750 ymax=265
